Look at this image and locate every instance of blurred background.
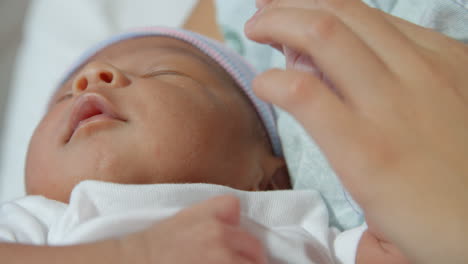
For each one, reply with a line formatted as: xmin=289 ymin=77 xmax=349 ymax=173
xmin=0 ymin=1 xmax=30 ymax=169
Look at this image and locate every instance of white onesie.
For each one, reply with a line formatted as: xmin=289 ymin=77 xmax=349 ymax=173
xmin=0 ymin=181 xmax=365 ymax=264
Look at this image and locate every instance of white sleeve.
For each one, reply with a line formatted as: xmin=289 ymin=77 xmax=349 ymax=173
xmin=0 ymin=196 xmax=66 ymax=245
xmin=334 ymin=223 xmax=368 ymax=264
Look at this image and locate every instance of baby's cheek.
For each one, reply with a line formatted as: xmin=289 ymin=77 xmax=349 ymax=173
xmin=25 ymin=109 xmax=67 ymax=196
xmin=26 ymin=121 xmax=50 ymax=174
xmin=25 ymin=131 xmax=55 ymax=196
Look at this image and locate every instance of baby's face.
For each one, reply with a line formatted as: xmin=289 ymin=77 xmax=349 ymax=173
xmin=26 ymin=37 xmax=279 ymax=202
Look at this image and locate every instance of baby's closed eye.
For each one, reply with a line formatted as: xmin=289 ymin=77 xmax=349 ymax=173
xmin=142 ymin=69 xmax=204 ymax=89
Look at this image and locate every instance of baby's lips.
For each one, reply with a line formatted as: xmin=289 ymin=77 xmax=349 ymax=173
xmin=65 ymin=93 xmax=126 ymax=143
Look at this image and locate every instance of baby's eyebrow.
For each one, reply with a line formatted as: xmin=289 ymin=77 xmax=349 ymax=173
xmin=153 ymin=45 xmax=220 ymax=73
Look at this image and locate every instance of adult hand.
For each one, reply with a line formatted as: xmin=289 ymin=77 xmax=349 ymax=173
xmin=121 ymin=195 xmax=266 ymax=264
xmin=245 ymin=1 xmax=468 ymax=263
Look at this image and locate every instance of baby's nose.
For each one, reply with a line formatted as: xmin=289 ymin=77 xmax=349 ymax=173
xmin=72 ymin=61 xmax=130 ymax=93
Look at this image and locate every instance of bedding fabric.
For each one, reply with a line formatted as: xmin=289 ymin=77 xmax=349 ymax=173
xmin=0 ymin=181 xmax=366 ymax=264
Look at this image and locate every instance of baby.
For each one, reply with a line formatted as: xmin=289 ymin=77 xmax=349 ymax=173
xmin=0 ymin=27 xmax=406 ymax=264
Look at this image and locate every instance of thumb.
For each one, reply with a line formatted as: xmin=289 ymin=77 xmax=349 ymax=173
xmin=177 ymin=195 xmax=241 ymax=226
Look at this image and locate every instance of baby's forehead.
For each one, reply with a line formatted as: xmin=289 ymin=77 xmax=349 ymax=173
xmin=93 ymin=37 xmax=221 ymax=69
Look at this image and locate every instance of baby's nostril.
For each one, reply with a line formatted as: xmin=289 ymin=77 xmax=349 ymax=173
xmin=77 ymin=78 xmax=88 ymax=91
xmin=99 ymin=72 xmax=114 ymax=83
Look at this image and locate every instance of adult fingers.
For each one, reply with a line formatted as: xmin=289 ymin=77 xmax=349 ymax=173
xmin=377 ymin=9 xmax=449 ymax=49
xmin=253 ymin=68 xmax=366 ymax=168
xmin=252 ymin=0 xmax=424 ymax=79
xmin=225 ymin=226 xmax=267 ymax=264
xmin=378 ymin=9 xmax=468 ymax=66
xmin=246 ymin=7 xmax=394 ymax=111
xmin=267 ymin=0 xmax=458 ymax=54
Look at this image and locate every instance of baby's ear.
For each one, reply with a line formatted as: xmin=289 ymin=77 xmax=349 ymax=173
xmin=256 ymin=155 xmax=291 ymax=191
xmin=266 ymin=165 xmax=291 ymax=190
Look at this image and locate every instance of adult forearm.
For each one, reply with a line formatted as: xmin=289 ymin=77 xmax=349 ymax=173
xmin=0 ymin=240 xmax=125 ymax=264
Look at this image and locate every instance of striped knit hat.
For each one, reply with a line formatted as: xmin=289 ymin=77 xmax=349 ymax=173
xmin=57 ymin=26 xmax=282 ymax=156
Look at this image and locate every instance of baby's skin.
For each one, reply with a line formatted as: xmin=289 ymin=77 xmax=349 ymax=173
xmin=25 ymin=36 xmax=287 ymax=203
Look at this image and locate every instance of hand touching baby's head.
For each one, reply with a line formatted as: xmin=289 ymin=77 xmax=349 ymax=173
xmin=25 ymin=28 xmax=288 ymax=202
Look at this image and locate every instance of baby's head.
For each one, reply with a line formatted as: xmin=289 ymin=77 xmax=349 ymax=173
xmin=25 ymin=27 xmax=288 ymax=202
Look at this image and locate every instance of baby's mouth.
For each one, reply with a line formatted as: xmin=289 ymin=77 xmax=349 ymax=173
xmin=66 ymin=93 xmax=126 ymax=143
